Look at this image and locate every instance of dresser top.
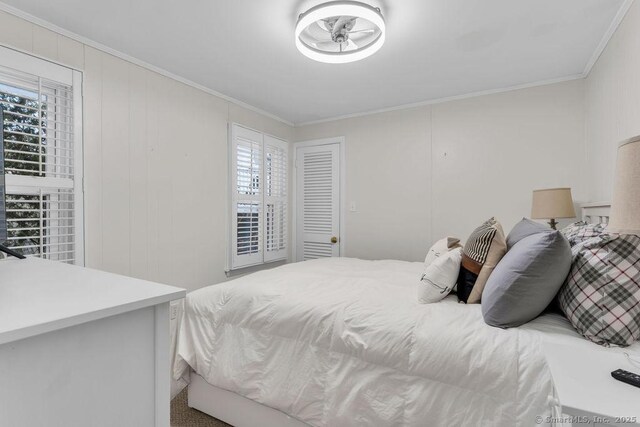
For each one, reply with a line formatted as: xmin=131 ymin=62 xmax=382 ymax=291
xmin=0 ymin=258 xmax=185 ymax=345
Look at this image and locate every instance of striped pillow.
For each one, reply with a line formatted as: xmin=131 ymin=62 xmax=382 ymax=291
xmin=457 ymin=217 xmax=507 ymax=304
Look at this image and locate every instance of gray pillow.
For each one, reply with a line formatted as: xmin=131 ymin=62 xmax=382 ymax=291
xmin=481 ymin=229 xmax=571 ymax=328
xmin=506 ymin=217 xmax=550 ymax=249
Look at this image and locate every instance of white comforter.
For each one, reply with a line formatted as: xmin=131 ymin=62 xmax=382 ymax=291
xmin=174 ymin=258 xmax=559 ymax=426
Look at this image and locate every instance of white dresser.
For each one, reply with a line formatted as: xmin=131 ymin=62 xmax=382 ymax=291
xmin=0 ymin=258 xmax=185 ymax=427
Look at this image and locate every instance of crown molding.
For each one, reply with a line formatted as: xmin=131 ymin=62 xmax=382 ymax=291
xmin=0 ymin=0 xmax=632 ymax=128
xmin=295 ymin=0 xmax=633 ymax=126
xmin=582 ymin=0 xmax=634 ymax=76
xmin=295 ymin=74 xmax=585 ymax=127
xmin=0 ymin=2 xmax=295 ymax=127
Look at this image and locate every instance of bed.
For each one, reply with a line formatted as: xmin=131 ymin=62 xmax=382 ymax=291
xmin=173 ymin=204 xmax=638 ymax=427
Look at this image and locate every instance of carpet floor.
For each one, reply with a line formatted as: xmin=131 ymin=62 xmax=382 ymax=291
xmin=170 ymin=388 xmax=231 ymax=427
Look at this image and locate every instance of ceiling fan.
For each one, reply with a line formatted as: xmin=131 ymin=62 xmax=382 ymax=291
xmin=295 ymin=1 xmax=386 ymax=63
xmin=316 ymin=16 xmax=377 ymax=52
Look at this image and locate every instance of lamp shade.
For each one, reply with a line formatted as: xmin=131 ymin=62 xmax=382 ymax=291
xmin=531 ymin=188 xmax=576 ymax=219
xmin=609 ymin=136 xmax=640 ymax=235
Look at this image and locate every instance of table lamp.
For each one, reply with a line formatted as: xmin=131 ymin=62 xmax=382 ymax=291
xmin=531 ymin=188 xmax=576 ymax=230
xmin=609 ymin=135 xmax=640 ymax=235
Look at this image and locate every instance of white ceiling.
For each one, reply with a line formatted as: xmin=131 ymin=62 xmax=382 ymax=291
xmin=2 ymin=0 xmax=627 ymax=124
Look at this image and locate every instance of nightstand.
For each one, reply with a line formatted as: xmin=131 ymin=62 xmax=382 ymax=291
xmin=543 ymin=342 xmax=640 ymax=426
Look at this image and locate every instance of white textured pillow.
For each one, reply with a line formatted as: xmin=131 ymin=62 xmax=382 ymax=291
xmin=418 ymin=248 xmax=462 ymax=304
xmin=424 ymin=237 xmax=463 ymax=267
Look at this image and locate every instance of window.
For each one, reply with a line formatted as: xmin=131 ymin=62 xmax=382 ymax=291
xmin=0 ymin=47 xmax=83 ymax=264
xmin=230 ymin=124 xmax=287 ymax=269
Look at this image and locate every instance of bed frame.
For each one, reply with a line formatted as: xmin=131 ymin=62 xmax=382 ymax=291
xmin=581 ymin=201 xmax=611 ymax=225
xmin=188 ymin=373 xmax=308 ymax=427
xmin=187 ymin=203 xmax=612 ymax=427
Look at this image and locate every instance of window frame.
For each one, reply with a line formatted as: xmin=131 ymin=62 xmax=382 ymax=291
xmin=0 ymin=46 xmax=84 ymax=266
xmin=228 ymin=123 xmax=288 ymax=270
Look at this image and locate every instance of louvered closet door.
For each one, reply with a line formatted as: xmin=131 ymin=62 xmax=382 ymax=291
xmin=296 ymin=143 xmax=340 ymax=261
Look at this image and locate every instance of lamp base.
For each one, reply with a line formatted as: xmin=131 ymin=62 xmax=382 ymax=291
xmin=548 ymin=218 xmax=558 ymax=230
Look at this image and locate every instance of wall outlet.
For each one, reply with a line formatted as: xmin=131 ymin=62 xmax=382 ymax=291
xmin=170 ymin=303 xmax=179 ymax=320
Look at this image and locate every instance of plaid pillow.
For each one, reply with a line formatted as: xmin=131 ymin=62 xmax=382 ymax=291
xmin=558 ymin=234 xmax=640 ymax=347
xmin=561 ymin=221 xmax=608 ymax=247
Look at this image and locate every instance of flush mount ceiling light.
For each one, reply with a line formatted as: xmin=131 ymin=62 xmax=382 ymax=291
xmin=295 ymin=1 xmax=385 ymax=64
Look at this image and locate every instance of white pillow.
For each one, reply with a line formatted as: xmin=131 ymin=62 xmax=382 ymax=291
xmin=418 ymin=248 xmax=462 ymax=304
xmin=424 ymin=237 xmax=463 ymax=267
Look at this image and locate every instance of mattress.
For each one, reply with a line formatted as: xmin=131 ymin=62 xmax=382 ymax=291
xmin=174 ymin=257 xmax=565 ymax=426
xmin=523 ymin=306 xmax=640 ymax=354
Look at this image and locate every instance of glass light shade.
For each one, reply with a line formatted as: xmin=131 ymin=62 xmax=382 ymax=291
xmin=609 ymin=136 xmax=640 ymax=235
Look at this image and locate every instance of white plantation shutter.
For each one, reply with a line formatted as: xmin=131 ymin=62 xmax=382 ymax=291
xmin=264 ymin=136 xmax=287 ymax=262
xmin=230 ymin=124 xmax=288 ymax=269
xmin=231 ymin=125 xmax=263 ymax=268
xmin=0 ymin=47 xmax=83 ymax=264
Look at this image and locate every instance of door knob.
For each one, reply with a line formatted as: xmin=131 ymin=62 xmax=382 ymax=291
xmin=331 ymin=236 xmax=338 ymax=244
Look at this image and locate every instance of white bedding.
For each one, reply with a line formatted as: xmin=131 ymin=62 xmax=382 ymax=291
xmin=174 ymin=258 xmax=561 ymax=426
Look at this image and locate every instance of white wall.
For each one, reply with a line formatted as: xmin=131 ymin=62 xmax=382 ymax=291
xmin=294 ymin=108 xmax=432 ymax=261
xmin=585 ymin=0 xmax=640 ymax=202
xmin=430 ymin=81 xmax=586 ymax=242
xmin=0 ymin=10 xmax=293 ymax=293
xmin=295 ymin=80 xmax=586 ymax=261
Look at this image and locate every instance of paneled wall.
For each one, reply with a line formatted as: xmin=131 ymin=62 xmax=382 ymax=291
xmin=585 ymin=0 xmax=640 ymax=202
xmin=295 ymin=80 xmax=586 ymax=261
xmin=0 ymin=10 xmax=293 ymax=292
